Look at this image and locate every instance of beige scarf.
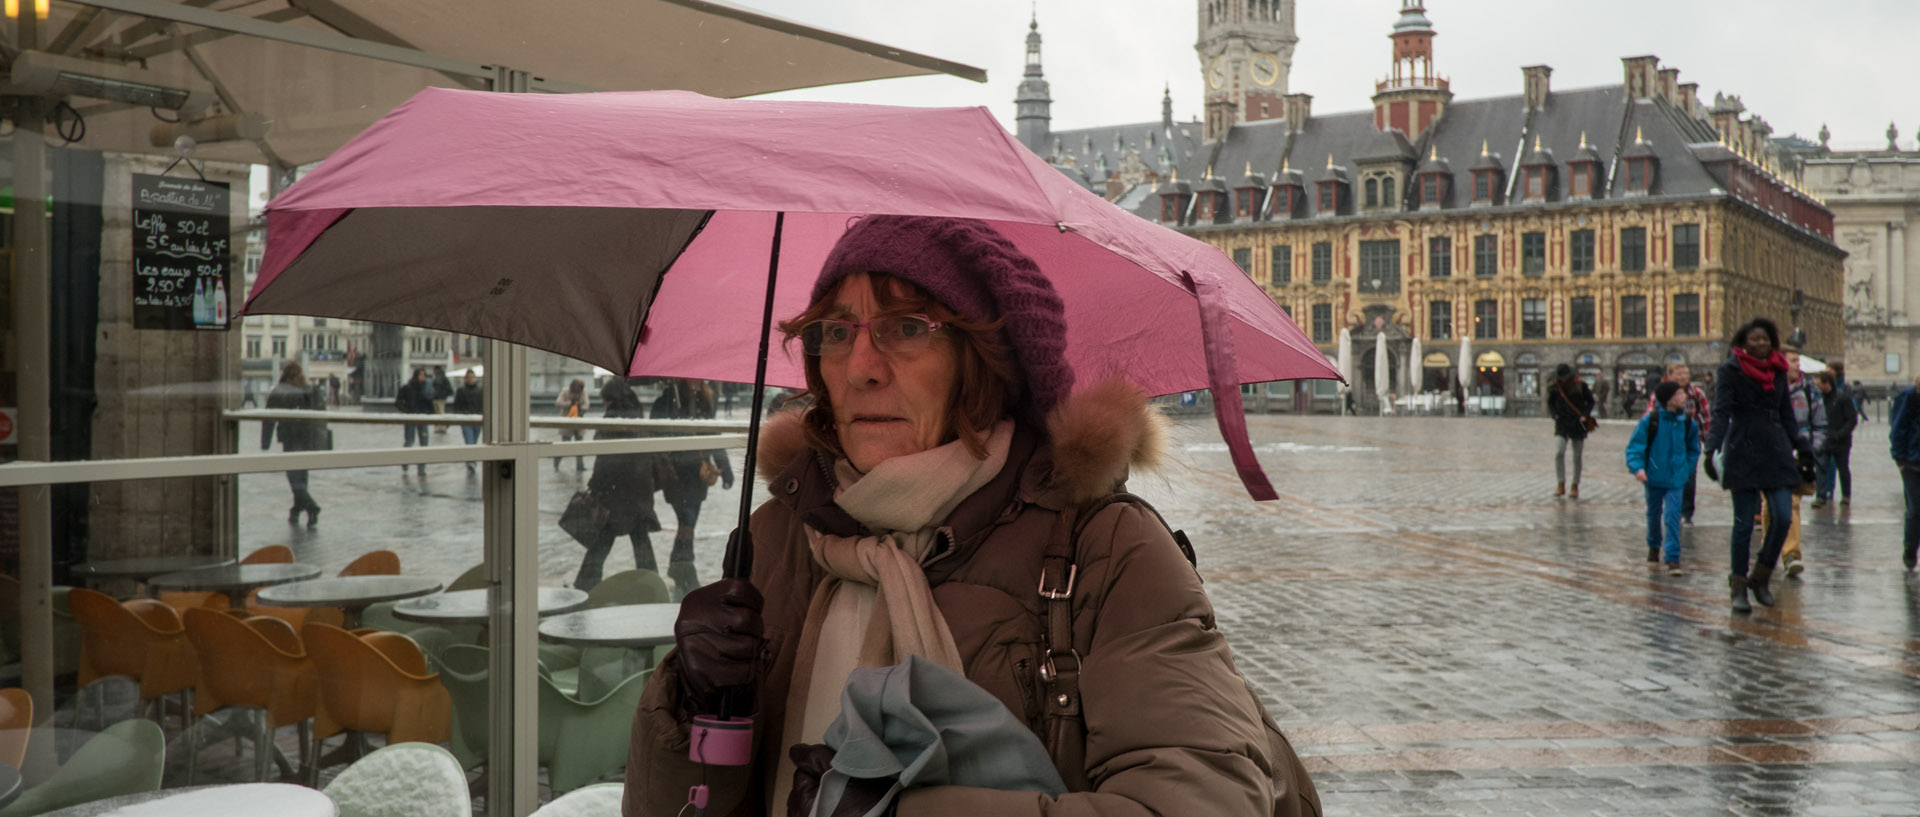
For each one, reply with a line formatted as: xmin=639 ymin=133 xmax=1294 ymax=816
xmin=769 ymin=421 xmax=1013 ymax=811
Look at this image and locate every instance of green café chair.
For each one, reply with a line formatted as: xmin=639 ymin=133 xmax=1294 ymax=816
xmin=530 ymin=782 xmax=624 ymax=817
xmin=0 ymin=718 xmax=165 ymax=817
xmin=585 ymin=569 xmax=669 ymax=608
xmin=324 ymin=741 xmax=470 ymax=817
xmin=541 ymin=568 xmax=672 ymax=691
xmin=436 ymin=644 xmax=650 ymax=793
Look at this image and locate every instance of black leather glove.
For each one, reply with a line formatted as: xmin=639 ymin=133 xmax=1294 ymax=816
xmin=1702 ymin=449 xmax=1720 ymax=483
xmin=1797 ymin=450 xmax=1817 ymax=484
xmin=787 ymin=744 xmax=894 ymax=817
xmin=673 ymin=578 xmax=766 ymax=715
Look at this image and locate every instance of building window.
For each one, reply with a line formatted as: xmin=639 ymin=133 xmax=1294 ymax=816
xmin=1311 ymin=242 xmax=1332 ymax=283
xmin=1628 ymin=160 xmax=1647 ymax=190
xmin=1620 ymin=227 xmax=1646 ymax=272
xmin=1521 ymin=232 xmax=1545 ymax=276
xmin=1620 ymin=295 xmax=1647 ymax=338
xmin=1271 ymin=245 xmax=1292 ymax=284
xmin=1364 ymin=178 xmax=1378 ymax=208
xmin=1161 ymin=197 xmax=1180 ymax=223
xmin=1522 ymin=298 xmax=1546 ymax=339
xmin=272 ymin=336 xmax=287 ymax=357
xmin=1673 ymin=293 xmax=1701 ymax=337
xmin=1570 ymin=229 xmax=1595 ymax=274
xmin=1236 ymin=190 xmax=1257 ymax=218
xmin=1381 ymin=176 xmax=1396 ymax=207
xmin=1473 ymin=299 xmax=1498 ymax=339
xmin=1526 ymin=170 xmax=1545 ymax=199
xmin=1428 ymin=237 xmax=1452 ymax=278
xmin=1473 ymin=172 xmax=1491 ymax=202
xmin=245 ymin=335 xmax=262 ymax=358
xmin=1569 ymin=297 xmax=1595 ymax=339
xmin=1422 ymin=174 xmax=1438 ymax=204
xmin=1310 ymin=303 xmax=1332 ymax=343
xmin=1232 ymin=247 xmax=1252 ymax=275
xmin=1319 ymin=184 xmax=1335 ymax=213
xmin=1674 ymin=224 xmax=1700 ymax=269
xmin=1570 ymin=167 xmax=1590 ymax=196
xmin=1358 ymin=240 xmax=1401 ymax=294
xmin=1473 ymin=234 xmax=1497 ymax=278
xmin=1429 ymin=300 xmax=1452 ymax=340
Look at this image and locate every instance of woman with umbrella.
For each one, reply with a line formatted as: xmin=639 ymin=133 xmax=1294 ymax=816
xmin=1703 ymin=317 xmax=1814 ymax=613
xmin=625 ymin=216 xmax=1299 ymax=816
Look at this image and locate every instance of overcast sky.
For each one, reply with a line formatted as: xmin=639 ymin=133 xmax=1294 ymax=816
xmin=748 ymin=0 xmax=1913 ymax=153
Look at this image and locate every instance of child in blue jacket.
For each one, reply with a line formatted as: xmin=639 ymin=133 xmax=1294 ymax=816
xmin=1628 ymin=381 xmax=1702 ymax=573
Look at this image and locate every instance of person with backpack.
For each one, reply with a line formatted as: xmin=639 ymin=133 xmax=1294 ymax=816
xmin=1628 ymin=382 xmax=1701 ymax=574
xmin=623 ymin=216 xmax=1317 ymax=817
xmin=1813 ymin=369 xmax=1856 ymax=509
xmin=1645 ymin=362 xmax=1711 ymax=524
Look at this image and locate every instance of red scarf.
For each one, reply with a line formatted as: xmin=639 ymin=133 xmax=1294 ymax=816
xmin=1733 ymin=348 xmax=1787 ymax=391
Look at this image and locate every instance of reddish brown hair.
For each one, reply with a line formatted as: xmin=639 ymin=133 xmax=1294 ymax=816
xmin=777 ymin=272 xmax=1013 ymax=460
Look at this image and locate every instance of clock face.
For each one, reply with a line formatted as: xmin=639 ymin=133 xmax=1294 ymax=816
xmin=1251 ymin=53 xmax=1281 ymax=87
xmin=1207 ymin=56 xmax=1227 ymax=90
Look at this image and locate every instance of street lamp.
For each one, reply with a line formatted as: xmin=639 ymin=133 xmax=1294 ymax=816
xmin=5 ymin=0 xmax=48 ymax=20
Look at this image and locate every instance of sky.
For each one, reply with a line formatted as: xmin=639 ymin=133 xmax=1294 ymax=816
xmin=748 ymin=0 xmax=1915 ymax=153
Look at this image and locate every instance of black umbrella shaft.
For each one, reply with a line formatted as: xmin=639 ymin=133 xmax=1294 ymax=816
xmin=726 ymin=211 xmax=785 ymax=581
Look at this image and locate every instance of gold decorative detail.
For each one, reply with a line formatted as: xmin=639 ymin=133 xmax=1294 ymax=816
xmin=1430 ymin=145 xmax=1439 ymax=160
xmin=1327 ymin=153 xmax=1336 ymax=169
xmin=1579 ymin=131 xmax=1589 ymax=149
xmin=1533 ymin=135 xmax=1542 ymax=152
xmin=1245 ymin=161 xmax=1253 ymax=176
xmin=1635 ymin=126 xmax=1644 ymax=144
xmin=1480 ymin=140 xmax=1489 ymax=156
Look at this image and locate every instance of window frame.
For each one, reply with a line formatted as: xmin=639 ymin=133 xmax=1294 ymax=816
xmin=1271 ymin=245 xmax=1292 ymax=285
xmin=1521 ymin=231 xmax=1545 ymax=276
xmin=1472 ymin=298 xmax=1499 ymax=340
xmin=1673 ymin=293 xmax=1701 ymax=337
xmin=1428 ymin=236 xmax=1452 ymax=279
xmin=1620 ymin=226 xmax=1647 ymax=272
xmin=1311 ymin=242 xmax=1333 ymax=284
xmin=1673 ymin=223 xmax=1700 ymax=270
xmin=1429 ymin=300 xmax=1452 ymax=340
xmin=1569 ymin=296 xmax=1596 ymax=339
xmin=1521 ymin=297 xmax=1546 ymax=339
xmin=1620 ymin=294 xmax=1648 ymax=338
xmin=1569 ymin=229 xmax=1595 ymax=274
xmin=1358 ymin=239 xmax=1402 ymax=294
xmin=1310 ymin=302 xmax=1333 ymax=343
xmin=1473 ymin=234 xmax=1498 ymax=278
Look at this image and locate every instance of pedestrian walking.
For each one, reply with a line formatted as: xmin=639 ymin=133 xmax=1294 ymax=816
xmin=1764 ymin=342 xmax=1826 ymax=578
xmin=395 ymin=367 xmax=434 ymax=476
xmin=1628 ymin=382 xmax=1701 ymax=574
xmin=1547 ymin=363 xmax=1595 ymax=498
xmin=241 ymin=378 xmax=259 ymax=408
xmin=327 ymin=373 xmax=341 ymax=406
xmin=571 ymin=378 xmax=665 ymax=590
xmin=625 ymin=215 xmax=1313 ymax=817
xmin=430 ymin=365 xmax=453 ymax=433
xmin=262 ymin=361 xmax=325 ymax=526
xmin=1813 ymin=370 xmax=1856 ymax=509
xmin=1703 ymin=317 xmax=1813 ymax=613
xmin=1646 ymin=362 xmax=1711 ymax=523
xmin=1452 ymin=381 xmax=1465 ymax=416
xmin=554 ymin=377 xmax=589 ymax=473
xmin=1888 ymin=373 xmax=1920 ymax=571
xmin=1593 ymin=376 xmax=1611 ymax=419
xmin=451 ymin=368 xmax=484 ymax=474
xmin=1852 ymin=378 xmax=1870 ymax=422
xmin=649 ymin=377 xmax=733 ymax=600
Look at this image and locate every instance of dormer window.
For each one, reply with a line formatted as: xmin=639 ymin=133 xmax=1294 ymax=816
xmin=1160 ymin=196 xmax=1181 ymax=223
xmin=1422 ymin=174 xmax=1439 ymax=204
xmin=1364 ymin=178 xmax=1378 ymax=208
xmin=1236 ymin=189 xmax=1258 ymax=219
xmin=1627 ymin=159 xmax=1653 ymax=191
xmin=1570 ymin=168 xmax=1592 ymax=197
xmin=1621 ymin=127 xmax=1660 ymax=194
xmin=1319 ymin=183 xmax=1336 ymax=213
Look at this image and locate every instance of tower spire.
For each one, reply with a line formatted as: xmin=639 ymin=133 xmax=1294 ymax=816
xmin=1013 ymin=10 xmax=1053 ymax=154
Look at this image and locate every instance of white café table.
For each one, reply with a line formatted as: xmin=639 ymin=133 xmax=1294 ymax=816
xmin=39 ymin=783 xmax=335 ymax=816
xmin=390 ymin=587 xmax=590 ymax=625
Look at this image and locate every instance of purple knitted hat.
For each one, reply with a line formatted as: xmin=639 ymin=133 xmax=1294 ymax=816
xmin=811 ymin=215 xmax=1073 ymax=422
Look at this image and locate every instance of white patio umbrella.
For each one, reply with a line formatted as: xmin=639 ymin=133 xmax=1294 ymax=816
xmin=1338 ymin=329 xmax=1354 ymax=410
xmin=1374 ymin=331 xmax=1390 ymax=409
xmin=1408 ymin=337 xmax=1423 ymax=397
xmin=1458 ymin=335 xmax=1472 ymax=393
xmin=1798 ymin=354 xmax=1828 ymax=374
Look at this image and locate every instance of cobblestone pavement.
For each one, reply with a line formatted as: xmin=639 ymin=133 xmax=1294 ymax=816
xmin=225 ymin=412 xmax=1920 ymax=815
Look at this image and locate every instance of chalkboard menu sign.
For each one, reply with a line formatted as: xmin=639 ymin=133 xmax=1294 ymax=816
xmin=132 ymin=173 xmax=231 ymax=331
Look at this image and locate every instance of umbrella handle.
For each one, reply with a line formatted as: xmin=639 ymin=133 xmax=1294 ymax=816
xmin=725 ymin=211 xmax=786 ymax=581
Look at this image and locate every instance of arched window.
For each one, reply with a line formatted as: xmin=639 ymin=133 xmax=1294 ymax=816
xmin=1382 ymin=176 xmax=1396 ymax=206
xmin=1364 ymin=178 xmax=1378 ymax=207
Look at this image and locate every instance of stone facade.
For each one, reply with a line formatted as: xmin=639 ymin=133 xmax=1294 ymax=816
xmin=1799 ymin=147 xmax=1920 ymax=389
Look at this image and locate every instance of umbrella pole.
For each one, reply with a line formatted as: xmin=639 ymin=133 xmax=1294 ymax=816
xmin=724 ymin=210 xmax=786 ymax=582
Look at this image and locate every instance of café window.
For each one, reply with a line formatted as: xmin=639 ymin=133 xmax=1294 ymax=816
xmin=1569 ymin=296 xmax=1596 ymax=339
xmin=1473 ymin=299 xmax=1499 ymax=339
xmin=1311 ymin=242 xmax=1332 ymax=283
xmin=1620 ymin=295 xmax=1647 ymax=338
xmin=1429 ymin=300 xmax=1452 ymax=340
xmin=1521 ymin=232 xmax=1545 ymax=276
xmin=1570 ymin=229 xmax=1595 ymax=274
xmin=1310 ymin=303 xmax=1333 ymax=343
xmin=1428 ymin=237 xmax=1452 ymax=278
xmin=1620 ymin=227 xmax=1647 ymax=272
xmin=1473 ymin=234 xmax=1498 ymax=278
xmin=1522 ymin=298 xmax=1547 ymax=339
xmin=1233 ymin=247 xmax=1253 ymax=275
xmin=1271 ymin=245 xmax=1292 ymax=284
xmin=1357 ymin=239 xmax=1401 ymax=294
xmin=1673 ymin=293 xmax=1701 ymax=337
xmin=1674 ymin=223 xmax=1700 ymax=269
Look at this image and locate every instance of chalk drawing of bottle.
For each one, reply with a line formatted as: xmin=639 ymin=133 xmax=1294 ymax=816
xmin=192 ymin=277 xmax=209 ymax=326
xmin=212 ymin=278 xmax=228 ymax=326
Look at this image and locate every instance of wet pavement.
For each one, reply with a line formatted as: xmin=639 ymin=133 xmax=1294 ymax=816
xmin=228 ymin=411 xmax=1920 ymax=815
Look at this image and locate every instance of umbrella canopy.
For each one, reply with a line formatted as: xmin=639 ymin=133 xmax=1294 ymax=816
xmin=1457 ymin=335 xmax=1472 ymax=393
xmin=35 ymin=0 xmax=986 ymax=167
xmin=244 ymin=88 xmax=1339 ymax=500
xmin=1408 ymin=337 xmax=1423 ymax=396
xmin=1338 ymin=329 xmax=1354 ymax=388
xmin=1797 ymin=354 xmax=1827 ymax=374
xmin=1374 ymin=332 xmax=1389 ymax=403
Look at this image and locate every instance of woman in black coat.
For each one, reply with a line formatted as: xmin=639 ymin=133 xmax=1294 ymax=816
xmin=572 ymin=379 xmax=663 ymax=590
xmin=1703 ymin=317 xmax=1812 ymax=613
xmin=650 ymin=378 xmax=734 ymax=599
xmin=262 ymin=361 xmax=324 ymax=526
xmin=1546 ymin=363 xmax=1596 ymax=498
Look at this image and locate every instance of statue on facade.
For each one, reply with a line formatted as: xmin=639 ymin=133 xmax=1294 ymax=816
xmin=1888 ymin=121 xmax=1900 ymax=151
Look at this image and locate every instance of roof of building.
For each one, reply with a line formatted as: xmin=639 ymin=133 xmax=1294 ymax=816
xmin=1038 ymin=118 xmax=1206 ymax=191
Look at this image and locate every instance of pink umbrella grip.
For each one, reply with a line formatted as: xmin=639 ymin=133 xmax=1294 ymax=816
xmin=689 ymin=715 xmax=754 ymax=766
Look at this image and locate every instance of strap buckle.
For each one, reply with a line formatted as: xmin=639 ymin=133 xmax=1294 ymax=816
xmin=1038 ymin=648 xmax=1081 ymax=682
xmin=1038 ymin=562 xmax=1076 ymax=600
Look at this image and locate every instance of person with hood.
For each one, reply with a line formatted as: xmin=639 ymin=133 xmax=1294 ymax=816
xmin=1546 ymin=363 xmax=1596 ymax=498
xmin=1813 ymin=369 xmax=1856 ymax=509
xmin=572 ymin=379 xmax=665 ymax=590
xmin=650 ymin=377 xmax=734 ymax=599
xmin=624 ymin=215 xmax=1313 ymax=817
xmin=394 ymin=367 xmax=434 ymax=477
xmin=262 ymin=361 xmax=324 ymax=526
xmin=1888 ymin=373 xmax=1920 ymax=571
xmin=1627 ymin=381 xmax=1701 ymax=574
xmin=1704 ymin=317 xmax=1813 ymax=613
xmin=431 ymin=364 xmax=453 ymax=433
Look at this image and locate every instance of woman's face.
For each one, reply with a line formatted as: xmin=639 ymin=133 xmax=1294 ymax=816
xmin=817 ymin=273 xmax=960 ymax=472
xmin=1742 ymin=328 xmax=1773 ymax=357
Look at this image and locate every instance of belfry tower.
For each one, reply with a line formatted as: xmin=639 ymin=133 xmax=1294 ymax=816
xmin=1014 ymin=12 xmax=1053 ymax=154
xmin=1196 ymin=0 xmax=1297 ymax=141
xmin=1371 ymin=0 xmax=1452 ymax=138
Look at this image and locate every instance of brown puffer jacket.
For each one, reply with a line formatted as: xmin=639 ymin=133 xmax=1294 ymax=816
xmin=624 ymin=381 xmax=1276 ymax=817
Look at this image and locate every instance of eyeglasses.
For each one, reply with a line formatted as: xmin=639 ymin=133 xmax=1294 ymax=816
xmin=799 ymin=314 xmax=943 ymax=357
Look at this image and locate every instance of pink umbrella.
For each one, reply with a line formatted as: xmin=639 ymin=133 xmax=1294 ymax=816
xmin=244 ymin=88 xmax=1339 ymax=505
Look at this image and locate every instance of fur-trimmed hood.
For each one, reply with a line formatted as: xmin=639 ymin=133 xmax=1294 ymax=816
xmin=755 ymin=378 xmax=1168 ymax=506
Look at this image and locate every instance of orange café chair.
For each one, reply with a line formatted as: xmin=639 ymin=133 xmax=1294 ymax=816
xmin=68 ymin=587 xmax=198 ymax=729
xmin=246 ymin=549 xmax=399 ymax=629
xmin=0 ymin=688 xmax=31 ymax=768
xmin=302 ymin=623 xmax=450 ymax=776
xmin=160 ymin=544 xmax=296 ymax=613
xmin=182 ymin=608 xmax=318 ymax=783
xmin=338 ymin=550 xmax=401 ymax=577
